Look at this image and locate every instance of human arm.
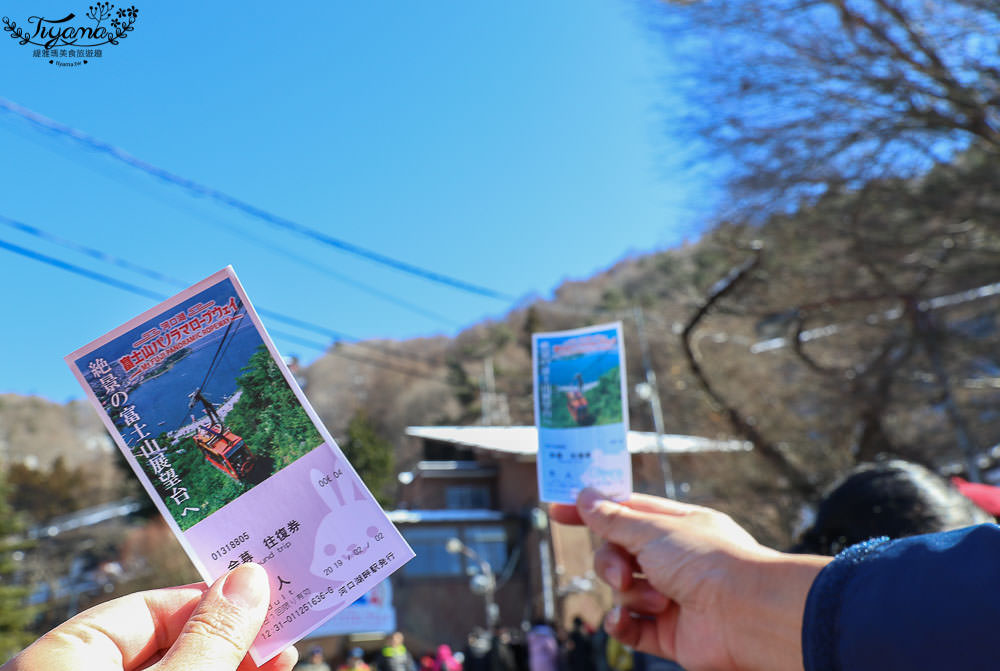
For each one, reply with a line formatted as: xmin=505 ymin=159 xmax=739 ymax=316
xmin=549 ymin=489 xmax=830 ymax=671
xmin=1 ymin=563 xmax=297 ymax=671
xmin=803 ymin=525 xmax=1000 ymax=671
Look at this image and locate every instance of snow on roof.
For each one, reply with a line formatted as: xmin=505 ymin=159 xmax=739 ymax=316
xmin=405 ymin=426 xmax=751 ymax=458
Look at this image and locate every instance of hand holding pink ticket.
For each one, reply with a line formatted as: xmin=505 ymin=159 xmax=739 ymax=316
xmin=2 ymin=564 xmax=299 ymax=671
xmin=65 ymin=267 xmax=413 ymax=664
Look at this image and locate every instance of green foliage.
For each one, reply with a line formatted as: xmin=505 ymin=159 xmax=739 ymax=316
xmin=545 ymin=366 xmax=623 ymax=428
xmin=446 ymin=357 xmax=479 ymax=418
xmin=165 ymin=345 xmax=323 ymax=530
xmin=167 ymin=437 xmax=247 ymax=529
xmin=600 ymin=287 xmax=628 ymax=310
xmin=226 ymin=345 xmax=322 ymax=469
xmin=521 ymin=306 xmax=541 ymax=356
xmin=341 ymin=411 xmax=394 ymax=506
xmin=0 ymin=476 xmax=37 ymax=661
xmin=488 ymin=324 xmax=513 ymax=350
xmin=691 ymin=246 xmax=734 ymax=291
xmin=8 ymin=457 xmax=85 ymax=523
xmin=587 ymin=367 xmax=624 ymax=424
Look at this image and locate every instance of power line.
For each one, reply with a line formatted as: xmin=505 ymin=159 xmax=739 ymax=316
xmin=268 ymin=329 xmax=436 ymax=379
xmin=0 ymin=213 xmax=458 ymax=327
xmin=0 ymin=213 xmax=441 ymax=367
xmin=0 ymin=97 xmax=514 ymax=301
xmin=0 ymin=233 xmax=443 ymax=378
xmin=0 ymin=237 xmax=165 ymax=301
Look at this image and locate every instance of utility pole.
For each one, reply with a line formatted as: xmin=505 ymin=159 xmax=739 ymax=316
xmin=531 ymin=508 xmax=556 ymax=623
xmin=480 ymin=356 xmax=510 ymax=426
xmin=633 ymin=306 xmax=677 ymax=499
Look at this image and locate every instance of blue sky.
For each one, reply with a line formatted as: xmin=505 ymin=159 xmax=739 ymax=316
xmin=0 ymin=0 xmax=716 ymax=402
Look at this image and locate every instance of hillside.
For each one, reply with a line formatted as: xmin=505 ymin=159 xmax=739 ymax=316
xmin=299 ymin=147 xmax=1000 ymax=542
xmin=0 ymin=394 xmax=115 ymax=470
xmin=2 ymin=147 xmax=999 ymax=547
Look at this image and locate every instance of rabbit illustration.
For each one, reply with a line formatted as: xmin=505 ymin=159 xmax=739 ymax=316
xmin=308 ymin=464 xmax=382 ymax=609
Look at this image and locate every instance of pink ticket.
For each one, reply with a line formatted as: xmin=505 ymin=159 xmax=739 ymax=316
xmin=65 ymin=266 xmax=413 ymax=664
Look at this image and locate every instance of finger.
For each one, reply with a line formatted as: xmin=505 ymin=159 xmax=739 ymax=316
xmin=593 ymin=544 xmax=667 ymax=613
xmin=237 ymin=646 xmax=299 ymax=671
xmin=594 ymin=543 xmax=638 ymax=591
xmin=577 ymin=489 xmax=676 ymax=555
xmin=605 ymin=605 xmax=677 ymax=661
xmin=621 ymin=493 xmax=705 ymax=517
xmin=158 ymin=563 xmax=271 ymax=671
xmin=4 ymin=585 xmax=207 ymax=670
xmin=548 ymin=503 xmax=583 ymax=526
xmin=552 ymin=492 xmax=696 ymax=527
xmin=617 ymin=581 xmax=670 ymax=614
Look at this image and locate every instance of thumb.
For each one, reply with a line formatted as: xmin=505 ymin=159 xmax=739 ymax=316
xmin=157 ymin=563 xmax=271 ymax=671
xmin=576 ymin=488 xmax=671 ymax=555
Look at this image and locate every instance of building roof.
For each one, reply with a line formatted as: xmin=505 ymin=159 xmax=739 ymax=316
xmin=415 ymin=460 xmax=497 ymax=478
xmin=405 ymin=426 xmax=751 ymax=459
xmin=386 ymin=508 xmax=506 ymax=524
xmin=28 ymin=497 xmax=143 ymax=539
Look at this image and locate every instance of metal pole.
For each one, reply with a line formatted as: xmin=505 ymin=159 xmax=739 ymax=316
xmin=480 ymin=559 xmax=499 ymax=629
xmin=538 ymin=536 xmax=555 ymax=621
xmin=449 ymin=538 xmax=501 ymax=629
xmin=633 ymin=306 xmax=677 ymax=499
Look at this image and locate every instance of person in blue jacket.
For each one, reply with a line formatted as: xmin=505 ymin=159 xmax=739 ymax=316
xmin=549 ymin=488 xmax=1000 ymax=671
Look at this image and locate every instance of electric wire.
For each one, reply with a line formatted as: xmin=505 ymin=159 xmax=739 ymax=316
xmin=0 ymin=213 xmax=441 ymax=367
xmin=0 ymin=97 xmax=514 ymax=301
xmin=0 ymin=234 xmax=445 ymax=379
xmin=0 ymin=236 xmax=166 ymax=301
xmin=0 ymin=157 xmax=460 ymax=327
xmin=268 ymin=329 xmax=435 ymax=380
xmin=195 ymin=299 xmax=245 ymax=394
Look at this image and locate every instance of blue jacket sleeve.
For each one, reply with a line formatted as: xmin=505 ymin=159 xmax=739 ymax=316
xmin=802 ymin=524 xmax=1000 ymax=671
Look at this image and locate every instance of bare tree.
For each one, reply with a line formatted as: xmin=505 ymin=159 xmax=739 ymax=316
xmin=658 ymin=0 xmax=1000 ymax=213
xmin=679 ymin=148 xmax=1000 ymax=488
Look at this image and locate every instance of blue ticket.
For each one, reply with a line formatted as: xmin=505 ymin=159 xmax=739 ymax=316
xmin=532 ymin=321 xmax=632 ymax=503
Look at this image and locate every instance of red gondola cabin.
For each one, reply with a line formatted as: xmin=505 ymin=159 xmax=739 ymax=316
xmin=190 ymin=390 xmax=256 ymax=481
xmin=193 ymin=423 xmax=255 ymax=481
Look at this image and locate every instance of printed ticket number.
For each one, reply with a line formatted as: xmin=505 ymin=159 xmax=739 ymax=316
xmin=65 ymin=267 xmax=414 ymax=664
xmin=532 ymin=321 xmax=632 ymax=503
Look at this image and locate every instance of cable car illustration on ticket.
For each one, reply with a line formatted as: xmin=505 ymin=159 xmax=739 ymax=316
xmin=66 ymin=266 xmax=414 ymax=665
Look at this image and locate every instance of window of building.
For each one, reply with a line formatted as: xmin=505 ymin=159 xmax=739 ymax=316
xmin=401 ymin=527 xmax=463 ymax=577
xmin=463 ymin=525 xmax=507 ymax=574
xmin=445 ymin=485 xmax=491 ymax=509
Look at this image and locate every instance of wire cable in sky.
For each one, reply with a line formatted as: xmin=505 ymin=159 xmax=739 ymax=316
xmin=0 ymin=126 xmax=457 ymax=327
xmin=0 ymin=213 xmax=440 ymax=367
xmin=0 ymin=97 xmax=514 ymax=301
xmin=269 ymin=329 xmax=436 ymax=380
xmin=0 ymin=233 xmax=443 ymax=376
xmin=0 ymin=214 xmax=186 ymax=288
xmin=182 ymin=210 xmax=461 ymax=327
xmin=0 ymin=237 xmax=167 ymax=301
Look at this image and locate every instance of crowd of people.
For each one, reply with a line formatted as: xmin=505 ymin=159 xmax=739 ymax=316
xmin=5 ymin=458 xmax=1000 ymax=671
xmin=295 ymin=621 xmax=681 ymax=671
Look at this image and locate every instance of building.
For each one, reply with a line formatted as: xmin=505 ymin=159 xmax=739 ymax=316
xmin=388 ymin=425 xmax=752 ymax=651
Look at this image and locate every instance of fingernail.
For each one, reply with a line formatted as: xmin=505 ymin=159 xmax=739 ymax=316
xmin=222 ymin=563 xmax=269 ymax=609
xmin=605 ymin=606 xmax=621 ymax=629
xmin=579 ymin=488 xmax=608 ymax=514
xmin=604 ymin=564 xmax=624 ymax=590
